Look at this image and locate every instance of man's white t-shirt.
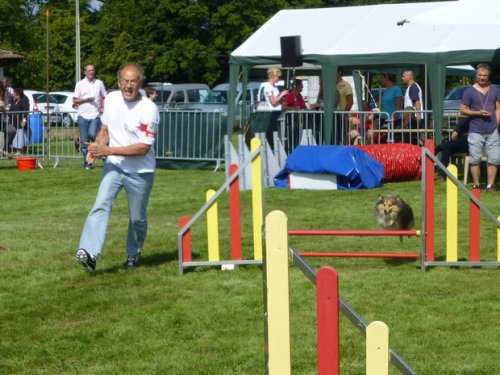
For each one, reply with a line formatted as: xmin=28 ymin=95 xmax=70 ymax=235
xmin=101 ymin=91 xmax=160 ymax=173
xmin=74 ymin=78 xmax=107 ymax=120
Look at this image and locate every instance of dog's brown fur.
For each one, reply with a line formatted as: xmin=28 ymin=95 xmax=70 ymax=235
xmin=374 ymin=195 xmax=414 ymax=238
xmin=73 ymin=129 xmax=80 ymax=152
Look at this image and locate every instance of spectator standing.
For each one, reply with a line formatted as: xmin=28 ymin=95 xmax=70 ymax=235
xmin=381 ymin=73 xmax=403 ymax=125
xmin=76 ymin=62 xmax=159 ymax=273
xmin=2 ymin=77 xmax=14 ymax=110
xmin=460 ymin=63 xmax=500 ymax=192
xmin=402 ymin=70 xmax=423 ymax=124
xmin=336 ymin=67 xmax=353 ymax=111
xmin=3 ymin=88 xmax=30 ymax=156
xmin=73 ymin=63 xmax=107 ymax=169
xmin=282 ymin=79 xmax=307 ymax=110
xmin=260 ymin=67 xmax=288 ymax=111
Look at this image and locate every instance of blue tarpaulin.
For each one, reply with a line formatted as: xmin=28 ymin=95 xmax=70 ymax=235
xmin=274 ymin=146 xmax=384 ymax=190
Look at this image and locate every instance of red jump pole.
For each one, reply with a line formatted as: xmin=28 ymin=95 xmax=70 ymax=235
xmin=424 ymin=140 xmax=435 ymax=262
xmin=179 ymin=216 xmax=192 ymax=262
xmin=316 ymin=266 xmax=340 ymax=375
xmin=300 ymin=252 xmax=420 ymax=259
xmin=229 ymin=164 xmax=242 ymax=260
xmin=469 ymin=188 xmax=481 ymax=262
xmin=289 ymin=229 xmax=419 ymax=237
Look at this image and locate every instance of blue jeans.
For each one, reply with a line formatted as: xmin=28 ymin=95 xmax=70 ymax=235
xmin=78 ymin=116 xmax=101 ymax=166
xmin=79 ymin=163 xmax=155 ymax=259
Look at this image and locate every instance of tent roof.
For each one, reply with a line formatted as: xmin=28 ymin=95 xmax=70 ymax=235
xmin=231 ymin=0 xmax=500 ymax=66
xmin=0 ymin=47 xmax=24 ymax=66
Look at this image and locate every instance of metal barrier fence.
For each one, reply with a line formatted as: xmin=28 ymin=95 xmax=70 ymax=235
xmin=155 ymin=110 xmax=226 ymax=167
xmin=277 ymin=109 xmax=460 ymax=154
xmin=1 ymin=109 xmax=227 ymax=168
xmin=1 ymin=111 xmax=51 ymax=160
xmin=1 ymin=108 xmax=462 ymax=167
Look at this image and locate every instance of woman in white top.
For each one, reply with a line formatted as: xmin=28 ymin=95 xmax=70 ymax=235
xmin=262 ymin=67 xmax=288 ymax=111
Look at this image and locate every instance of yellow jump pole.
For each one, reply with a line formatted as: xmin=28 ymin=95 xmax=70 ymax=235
xmin=446 ymin=165 xmax=458 ymax=262
xmin=206 ymin=189 xmax=219 ymax=261
xmin=497 ymin=216 xmax=500 ymax=262
xmin=264 ymin=210 xmax=291 ymax=375
xmin=251 ymin=138 xmax=263 ymax=260
xmin=366 ymin=321 xmax=389 ymax=375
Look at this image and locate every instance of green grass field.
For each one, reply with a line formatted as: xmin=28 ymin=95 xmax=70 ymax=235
xmin=0 ymin=158 xmax=499 ymax=374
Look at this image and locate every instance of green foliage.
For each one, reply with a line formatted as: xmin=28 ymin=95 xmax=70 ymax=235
xmin=1 ymin=0 xmax=487 ymax=91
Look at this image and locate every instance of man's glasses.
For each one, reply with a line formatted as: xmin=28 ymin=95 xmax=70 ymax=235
xmin=119 ymin=79 xmax=140 ymax=87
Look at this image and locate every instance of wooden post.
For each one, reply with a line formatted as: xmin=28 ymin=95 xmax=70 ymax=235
xmin=366 ymin=321 xmax=389 ymax=375
xmin=316 ymin=266 xmax=340 ymax=375
xmin=206 ymin=189 xmax=219 ymax=261
xmin=264 ymin=211 xmax=291 ymax=375
xmin=229 ymin=164 xmax=242 ymax=260
xmin=446 ymin=165 xmax=458 ymax=262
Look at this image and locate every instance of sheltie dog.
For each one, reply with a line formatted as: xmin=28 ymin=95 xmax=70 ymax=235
xmin=374 ymin=195 xmax=414 ymax=240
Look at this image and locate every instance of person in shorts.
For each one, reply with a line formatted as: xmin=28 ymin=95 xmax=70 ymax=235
xmin=460 ymin=63 xmax=500 ymax=192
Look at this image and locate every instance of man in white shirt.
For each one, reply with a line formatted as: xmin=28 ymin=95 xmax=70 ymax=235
xmin=402 ymin=70 xmax=423 ymax=120
xmin=76 ymin=62 xmax=160 ymax=272
xmin=73 ymin=64 xmax=107 ymax=169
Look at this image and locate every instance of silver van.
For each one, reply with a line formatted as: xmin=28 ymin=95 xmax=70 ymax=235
xmin=150 ymin=83 xmax=211 ymax=109
xmin=188 ymin=81 xmax=262 ymax=118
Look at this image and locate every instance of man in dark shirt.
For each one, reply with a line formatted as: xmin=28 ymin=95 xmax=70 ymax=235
xmin=460 ymin=63 xmax=500 ymax=192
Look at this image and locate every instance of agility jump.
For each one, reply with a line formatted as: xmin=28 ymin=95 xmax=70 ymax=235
xmin=177 ymin=138 xmax=499 ymax=273
xmin=421 ymin=140 xmax=500 ymax=270
xmin=264 ymin=210 xmax=418 ymax=375
xmin=177 ymin=138 xmax=264 ymax=275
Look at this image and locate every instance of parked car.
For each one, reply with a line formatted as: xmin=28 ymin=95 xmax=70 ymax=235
xmin=444 ymin=84 xmax=500 ymax=112
xmin=149 ymin=83 xmax=211 ymax=109
xmin=23 ymin=90 xmax=61 ymax=125
xmin=189 ymin=81 xmax=262 ymax=114
xmin=50 ymin=91 xmax=78 ymax=127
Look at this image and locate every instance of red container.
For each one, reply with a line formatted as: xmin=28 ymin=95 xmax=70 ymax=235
xmin=16 ymin=157 xmax=37 ymax=171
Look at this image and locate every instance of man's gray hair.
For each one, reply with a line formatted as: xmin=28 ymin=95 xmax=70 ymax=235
xmin=476 ymin=63 xmax=491 ymax=73
xmin=117 ymin=62 xmax=145 ymax=82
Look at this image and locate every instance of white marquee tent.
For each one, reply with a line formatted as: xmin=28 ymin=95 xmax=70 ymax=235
xmin=227 ymin=0 xmax=500 ymax=143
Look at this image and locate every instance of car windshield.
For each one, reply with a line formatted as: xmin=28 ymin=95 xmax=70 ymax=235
xmin=154 ymin=89 xmax=172 ymax=104
xmin=52 ymin=94 xmax=69 ymax=104
xmin=202 ymin=90 xmax=227 ymax=104
xmin=34 ymin=93 xmax=59 ymax=104
xmin=445 ymin=87 xmax=467 ymax=100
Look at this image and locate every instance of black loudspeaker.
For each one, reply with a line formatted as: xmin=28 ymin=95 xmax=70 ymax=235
xmin=280 ymin=36 xmax=302 ymax=68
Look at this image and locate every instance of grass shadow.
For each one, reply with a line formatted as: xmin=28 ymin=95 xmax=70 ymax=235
xmin=93 ymin=250 xmax=178 ymax=274
xmin=383 ymin=257 xmax=420 ymax=266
